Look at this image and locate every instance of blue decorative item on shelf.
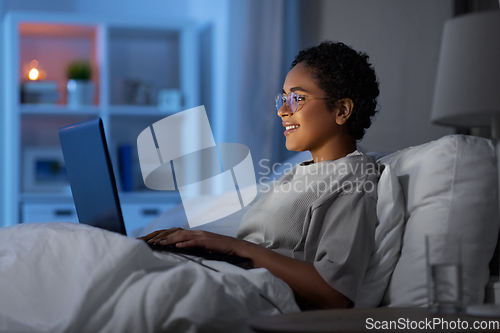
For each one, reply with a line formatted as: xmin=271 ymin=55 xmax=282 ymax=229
xmin=118 ymin=144 xmax=133 ymax=192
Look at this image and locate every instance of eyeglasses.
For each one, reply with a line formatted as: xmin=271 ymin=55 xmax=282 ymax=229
xmin=275 ymin=92 xmax=329 ymax=114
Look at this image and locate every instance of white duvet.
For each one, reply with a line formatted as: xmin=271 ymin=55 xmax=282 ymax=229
xmin=0 ymin=222 xmax=299 ymax=333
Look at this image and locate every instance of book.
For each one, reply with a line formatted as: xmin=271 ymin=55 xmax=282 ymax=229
xmin=21 ymin=81 xmax=60 ymax=104
xmin=118 ymin=144 xmax=133 ymax=192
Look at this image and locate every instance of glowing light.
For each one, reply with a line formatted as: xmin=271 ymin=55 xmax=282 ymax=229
xmin=29 ymin=68 xmax=39 ymax=80
xmin=30 ymin=59 xmax=38 ymax=68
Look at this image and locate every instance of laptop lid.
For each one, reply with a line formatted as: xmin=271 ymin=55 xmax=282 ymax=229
xmin=59 ymin=118 xmax=127 ymax=235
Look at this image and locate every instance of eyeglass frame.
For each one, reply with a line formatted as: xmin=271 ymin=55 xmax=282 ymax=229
xmin=275 ymin=91 xmax=330 ymax=114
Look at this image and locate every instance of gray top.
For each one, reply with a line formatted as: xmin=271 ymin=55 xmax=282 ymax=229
xmin=237 ymin=153 xmax=379 ymax=303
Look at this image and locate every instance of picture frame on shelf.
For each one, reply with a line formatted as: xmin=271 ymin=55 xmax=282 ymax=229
xmin=23 ymin=147 xmax=70 ymax=193
xmin=158 ymin=89 xmax=182 ymax=111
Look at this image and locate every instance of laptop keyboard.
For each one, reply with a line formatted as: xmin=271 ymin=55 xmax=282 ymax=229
xmin=146 ymin=242 xmax=251 ymax=269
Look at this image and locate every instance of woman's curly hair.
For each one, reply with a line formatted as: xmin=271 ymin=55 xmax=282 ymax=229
xmin=291 ymin=41 xmax=380 ymax=141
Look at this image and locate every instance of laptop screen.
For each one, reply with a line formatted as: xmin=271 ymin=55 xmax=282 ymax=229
xmin=59 ymin=118 xmax=127 ymax=235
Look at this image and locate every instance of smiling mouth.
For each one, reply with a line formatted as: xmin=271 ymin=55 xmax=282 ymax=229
xmin=284 ymin=124 xmax=300 ymax=135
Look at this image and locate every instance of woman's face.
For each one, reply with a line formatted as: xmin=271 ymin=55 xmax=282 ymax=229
xmin=278 ymin=62 xmax=348 ymax=161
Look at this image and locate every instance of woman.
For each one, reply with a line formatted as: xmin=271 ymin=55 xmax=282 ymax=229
xmin=140 ymin=41 xmax=380 ymax=309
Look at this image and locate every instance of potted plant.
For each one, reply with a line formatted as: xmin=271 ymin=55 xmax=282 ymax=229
xmin=66 ymin=60 xmax=94 ymax=108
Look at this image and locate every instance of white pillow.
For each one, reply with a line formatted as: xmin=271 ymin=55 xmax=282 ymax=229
xmin=355 ymin=164 xmax=406 ymax=308
xmin=379 ymin=135 xmax=499 ymax=307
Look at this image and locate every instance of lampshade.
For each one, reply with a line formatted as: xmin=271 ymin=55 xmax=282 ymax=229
xmin=431 ymin=11 xmax=500 ymax=128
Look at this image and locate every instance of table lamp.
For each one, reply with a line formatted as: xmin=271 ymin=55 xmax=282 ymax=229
xmin=430 ymin=10 xmax=500 ymax=317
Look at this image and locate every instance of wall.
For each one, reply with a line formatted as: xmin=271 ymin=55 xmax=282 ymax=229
xmin=2 ymin=0 xmax=75 ymax=12
xmin=300 ymin=0 xmax=455 ymax=153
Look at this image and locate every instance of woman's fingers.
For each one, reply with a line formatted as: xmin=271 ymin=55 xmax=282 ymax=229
xmin=156 ymin=230 xmax=241 ymax=256
xmin=148 ymin=228 xmax=184 ymax=243
xmin=157 ymin=230 xmax=200 ymax=245
xmin=137 ymin=228 xmax=183 ymax=242
xmin=140 ymin=229 xmax=238 ymax=256
xmin=137 ymin=229 xmax=163 ymax=241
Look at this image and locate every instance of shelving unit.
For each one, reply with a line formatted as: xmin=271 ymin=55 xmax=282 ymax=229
xmin=2 ymin=12 xmax=200 ymax=234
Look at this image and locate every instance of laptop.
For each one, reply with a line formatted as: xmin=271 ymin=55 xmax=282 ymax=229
xmin=58 ymin=117 xmax=251 ymax=268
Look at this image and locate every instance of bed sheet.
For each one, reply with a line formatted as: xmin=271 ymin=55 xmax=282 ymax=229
xmin=0 ymin=222 xmax=299 ymax=333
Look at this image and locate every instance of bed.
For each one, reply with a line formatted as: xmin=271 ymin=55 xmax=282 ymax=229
xmin=0 ymin=222 xmax=299 ymax=332
xmin=0 ymin=134 xmax=498 ymax=332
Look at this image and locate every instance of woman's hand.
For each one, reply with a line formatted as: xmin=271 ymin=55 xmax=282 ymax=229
xmin=137 ymin=228 xmax=183 ymax=243
xmin=141 ymin=229 xmax=252 ymax=257
xmin=164 ymin=230 xmax=251 ymax=257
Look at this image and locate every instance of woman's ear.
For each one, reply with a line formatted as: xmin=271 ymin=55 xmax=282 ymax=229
xmin=335 ymin=98 xmax=354 ymax=125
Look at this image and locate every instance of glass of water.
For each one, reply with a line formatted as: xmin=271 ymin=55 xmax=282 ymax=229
xmin=426 ymin=234 xmax=463 ymax=314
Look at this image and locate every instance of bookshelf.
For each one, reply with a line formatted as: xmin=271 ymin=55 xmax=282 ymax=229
xmin=1 ymin=12 xmax=200 ymax=234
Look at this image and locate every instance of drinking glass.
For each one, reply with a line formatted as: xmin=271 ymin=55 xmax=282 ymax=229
xmin=426 ymin=234 xmax=463 ymax=314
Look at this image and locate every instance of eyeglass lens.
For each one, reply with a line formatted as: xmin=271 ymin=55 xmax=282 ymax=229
xmin=275 ymin=92 xmax=299 ymax=113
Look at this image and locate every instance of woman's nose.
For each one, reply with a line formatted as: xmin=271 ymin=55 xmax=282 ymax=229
xmin=277 ymin=103 xmax=290 ymax=117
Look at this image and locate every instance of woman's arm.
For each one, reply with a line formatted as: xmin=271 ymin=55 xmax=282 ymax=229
xmin=140 ymin=229 xmax=351 ymax=309
xmin=239 ymin=239 xmax=352 ymax=309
